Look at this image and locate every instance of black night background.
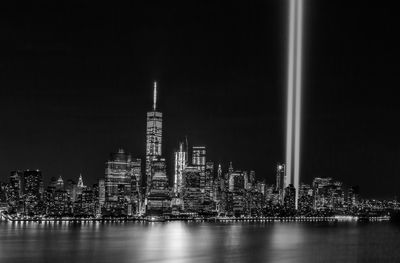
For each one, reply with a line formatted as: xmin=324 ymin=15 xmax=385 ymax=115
xmin=0 ymin=1 xmax=399 ymax=199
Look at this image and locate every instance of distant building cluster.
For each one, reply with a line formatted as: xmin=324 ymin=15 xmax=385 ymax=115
xmin=0 ymin=82 xmax=399 ymax=219
xmin=1 ymin=164 xmax=398 ymax=219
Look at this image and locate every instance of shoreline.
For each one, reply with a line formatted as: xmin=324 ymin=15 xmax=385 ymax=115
xmin=1 ymin=215 xmax=391 ymax=223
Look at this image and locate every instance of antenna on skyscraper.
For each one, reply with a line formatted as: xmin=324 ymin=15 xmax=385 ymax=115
xmin=153 ymin=81 xmax=157 ymax=111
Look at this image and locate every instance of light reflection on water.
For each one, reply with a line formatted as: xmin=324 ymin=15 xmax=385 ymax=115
xmin=1 ymin=221 xmax=400 ymax=263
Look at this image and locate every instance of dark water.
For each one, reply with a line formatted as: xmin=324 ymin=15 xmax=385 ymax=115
xmin=1 ymin=221 xmax=400 ymax=263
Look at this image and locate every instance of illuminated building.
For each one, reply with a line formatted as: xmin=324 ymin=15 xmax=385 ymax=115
xmin=298 ymin=183 xmax=313 ymax=214
xmin=228 ymin=161 xmax=234 ymax=175
xmin=130 ymin=159 xmax=142 ymax=214
xmin=248 ymin=190 xmax=264 ymax=217
xmin=50 ymin=189 xmax=69 ymax=216
xmin=247 ymin=170 xmax=256 ymax=190
xmin=217 ymin=164 xmax=222 ymax=179
xmin=23 ymin=170 xmax=43 ymax=199
xmin=284 ymin=184 xmax=296 ymax=211
xmin=312 ymin=178 xmax=339 ymax=211
xmin=330 ymin=181 xmax=345 ymax=212
xmin=347 ymin=185 xmax=360 ymax=209
xmin=77 ymin=174 xmax=84 ymax=188
xmin=312 ymin=178 xmax=345 ymax=212
xmin=213 ymin=164 xmax=225 ymax=209
xmin=228 ymin=171 xmax=247 ymax=216
xmin=312 ymin=177 xmax=332 ymax=210
xmin=233 ymin=192 xmax=246 ymax=216
xmin=145 ymin=81 xmax=162 ymax=194
xmin=228 ymin=171 xmax=247 ymax=192
xmin=174 ymin=142 xmax=188 ymax=195
xmin=182 ymin=166 xmax=202 ymax=212
xmin=98 ymin=179 xmax=105 ymax=205
xmin=23 ymin=169 xmax=43 ymax=214
xmin=46 ymin=177 xmax=58 ymax=194
xmin=312 ymin=177 xmax=332 ymax=188
xmin=56 ymin=175 xmax=64 ymax=190
xmin=276 ymin=164 xmax=286 ymax=204
xmin=0 ymin=183 xmax=6 ymax=204
xmin=8 ymin=171 xmax=23 ymax=205
xmin=65 ymin=179 xmax=77 ymax=202
xmin=105 ymin=149 xmax=141 ymax=202
xmin=75 ymin=188 xmax=96 ymax=216
xmin=204 ymin=161 xmax=214 ymax=202
xmin=256 ymin=181 xmax=266 ymax=195
xmin=264 ymin=185 xmax=275 ymax=204
xmin=192 ymin=146 xmax=206 ymax=189
xmin=77 ymin=174 xmax=85 ymax=196
xmin=192 ymin=146 xmax=206 ymax=169
xmin=146 ymin=157 xmax=170 ymax=215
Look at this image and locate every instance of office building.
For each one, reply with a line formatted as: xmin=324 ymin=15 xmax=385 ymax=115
xmin=174 ymin=142 xmax=188 ymax=195
xmin=182 ymin=166 xmax=202 ymax=212
xmin=146 ymin=157 xmax=170 ymax=215
xmin=105 ymin=149 xmax=141 ymax=202
xmin=145 ymin=81 xmax=163 ymax=193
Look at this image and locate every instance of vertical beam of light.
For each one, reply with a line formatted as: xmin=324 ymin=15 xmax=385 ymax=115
xmin=285 ymin=0 xmax=296 ymax=188
xmin=293 ymin=0 xmax=303 ymax=209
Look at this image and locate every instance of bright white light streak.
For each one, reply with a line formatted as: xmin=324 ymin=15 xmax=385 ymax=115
xmin=285 ymin=0 xmax=296 ymax=187
xmin=294 ymin=0 xmax=304 ymax=209
xmin=286 ymin=0 xmax=304 ymax=209
xmin=153 ymin=81 xmax=157 ymax=111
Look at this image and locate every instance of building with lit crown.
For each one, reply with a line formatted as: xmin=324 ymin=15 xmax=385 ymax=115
xmin=174 ymin=142 xmax=188 ymax=195
xmin=104 ymin=149 xmax=141 ymax=203
xmin=145 ymin=81 xmax=162 ymax=194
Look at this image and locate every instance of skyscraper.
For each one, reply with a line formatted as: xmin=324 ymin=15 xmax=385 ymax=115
xmin=23 ymin=169 xmax=43 ymax=214
xmin=298 ymin=183 xmax=313 ymax=214
xmin=204 ymin=161 xmax=214 ymax=202
xmin=145 ymin=81 xmax=162 ymax=194
xmin=8 ymin=171 xmax=23 ymax=204
xmin=276 ymin=164 xmax=286 ymax=204
xmin=347 ymin=185 xmax=360 ymax=209
xmin=192 ymin=146 xmax=206 ymax=190
xmin=276 ymin=164 xmax=286 ymax=192
xmin=228 ymin=171 xmax=247 ymax=192
xmin=182 ymin=166 xmax=202 ymax=212
xmin=312 ymin=177 xmax=333 ymax=210
xmin=77 ymin=174 xmax=84 ymax=189
xmin=98 ymin=179 xmax=105 ymax=205
xmin=23 ymin=170 xmax=43 ymax=198
xmin=56 ymin=175 xmax=64 ymax=190
xmin=192 ymin=146 xmax=206 ymax=170
xmin=284 ymin=184 xmax=296 ymax=211
xmin=146 ymin=157 xmax=170 ymax=215
xmin=105 ymin=149 xmax=141 ymax=202
xmin=174 ymin=142 xmax=188 ymax=195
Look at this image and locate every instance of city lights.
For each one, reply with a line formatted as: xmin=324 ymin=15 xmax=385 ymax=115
xmin=1 ymin=80 xmax=398 ymax=222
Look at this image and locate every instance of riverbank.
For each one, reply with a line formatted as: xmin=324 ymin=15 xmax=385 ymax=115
xmin=0 ymin=214 xmax=390 ymax=223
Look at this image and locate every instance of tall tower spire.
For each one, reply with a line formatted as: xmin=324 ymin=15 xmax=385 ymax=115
xmin=153 ymin=81 xmax=157 ymax=111
xmin=146 ymin=81 xmax=163 ymax=195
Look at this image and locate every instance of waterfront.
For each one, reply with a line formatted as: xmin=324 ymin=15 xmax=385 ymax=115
xmin=1 ymin=221 xmax=400 ymax=263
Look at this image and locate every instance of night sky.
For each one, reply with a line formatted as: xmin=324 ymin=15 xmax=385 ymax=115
xmin=0 ymin=1 xmax=399 ymax=199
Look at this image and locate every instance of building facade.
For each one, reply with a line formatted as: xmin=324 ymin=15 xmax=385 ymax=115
xmin=105 ymin=149 xmax=141 ymax=203
xmin=174 ymin=142 xmax=188 ymax=195
xmin=145 ymin=82 xmax=162 ymax=194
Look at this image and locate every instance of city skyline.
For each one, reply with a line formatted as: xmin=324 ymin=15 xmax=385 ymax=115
xmin=2 ymin=2 xmax=400 ymax=263
xmin=0 ymin=78 xmax=399 ymax=199
xmin=1 ymin=2 xmax=400 ymax=199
